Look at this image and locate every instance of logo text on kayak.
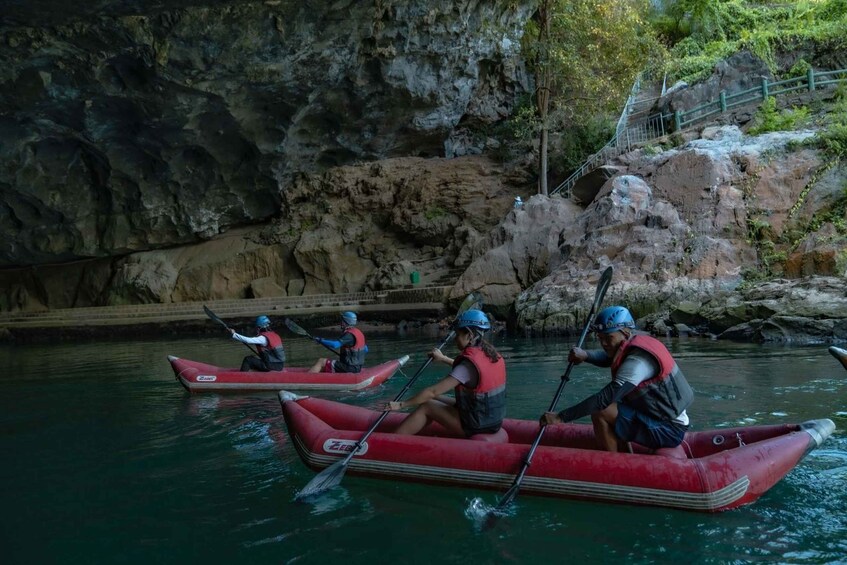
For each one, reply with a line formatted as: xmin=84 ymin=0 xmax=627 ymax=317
xmin=323 ymin=438 xmax=368 ymax=456
xmin=197 ymin=375 xmax=217 ymax=382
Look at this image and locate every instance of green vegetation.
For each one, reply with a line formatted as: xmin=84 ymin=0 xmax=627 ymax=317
xmin=552 ymin=117 xmax=616 ymax=175
xmin=748 ymin=97 xmax=810 ymax=135
xmin=520 ymin=0 xmax=659 ymax=194
xmin=655 ymin=0 xmax=847 ymax=84
xmin=793 ymin=187 xmax=847 ymax=237
xmin=492 ymin=0 xmax=847 ymax=200
xmin=811 ymin=83 xmax=847 ymax=157
xmin=486 ymin=94 xmax=540 ymax=163
xmin=424 ymin=206 xmax=446 ymax=221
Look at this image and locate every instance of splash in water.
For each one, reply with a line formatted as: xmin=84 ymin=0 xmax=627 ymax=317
xmin=295 ymin=487 xmax=351 ymax=516
xmin=464 ymin=497 xmax=516 ymax=530
xmin=464 ymin=497 xmax=491 ymax=522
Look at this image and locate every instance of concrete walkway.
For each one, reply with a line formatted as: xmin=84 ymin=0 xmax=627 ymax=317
xmin=0 ymin=286 xmax=453 ymax=336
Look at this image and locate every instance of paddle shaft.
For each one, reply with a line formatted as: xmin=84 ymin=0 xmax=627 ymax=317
xmin=203 ymin=305 xmax=259 ymax=356
xmin=496 ymin=319 xmax=593 ymax=504
xmin=284 ymin=318 xmax=341 ymax=356
xmin=295 ymin=291 xmax=481 ymax=498
xmin=494 ymin=267 xmax=612 ymax=510
xmin=336 ymin=330 xmax=456 ymax=469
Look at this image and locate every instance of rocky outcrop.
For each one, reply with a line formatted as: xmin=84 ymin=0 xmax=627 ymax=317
xmin=452 ymin=125 xmax=847 ymax=341
xmin=712 ymin=277 xmax=847 ymax=343
xmin=655 ymin=51 xmax=774 ymax=128
xmin=449 ymin=194 xmax=583 ymax=317
xmin=0 ymin=154 xmax=529 ymax=308
xmin=1 ymin=0 xmax=534 ymax=267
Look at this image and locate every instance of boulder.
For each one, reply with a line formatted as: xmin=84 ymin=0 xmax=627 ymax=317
xmin=250 ymin=277 xmax=286 ymax=298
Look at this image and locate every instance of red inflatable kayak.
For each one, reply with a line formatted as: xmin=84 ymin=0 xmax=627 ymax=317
xmin=279 ymin=392 xmax=835 ymax=512
xmin=169 ymin=355 xmax=408 ymax=393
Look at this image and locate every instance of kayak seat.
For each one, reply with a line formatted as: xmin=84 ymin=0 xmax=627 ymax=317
xmin=469 ymin=428 xmax=509 ymax=444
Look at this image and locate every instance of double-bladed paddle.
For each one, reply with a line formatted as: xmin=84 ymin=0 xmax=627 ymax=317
xmin=203 ymin=304 xmax=259 ymax=356
xmin=483 ymin=266 xmax=613 ymax=522
xmin=284 ymin=318 xmax=341 ymax=356
xmin=296 ymin=291 xmax=484 ymax=499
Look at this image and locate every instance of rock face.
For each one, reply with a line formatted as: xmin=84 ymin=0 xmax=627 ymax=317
xmin=452 ymin=125 xmax=847 ymax=341
xmin=450 ymin=194 xmax=584 ymax=317
xmin=656 ymin=51 xmax=774 ymax=129
xmin=714 ymin=277 xmax=847 ymax=343
xmin=1 ymin=0 xmax=534 ymax=267
xmin=279 ymin=155 xmax=530 ymax=294
xmin=0 ymin=154 xmax=530 ymax=308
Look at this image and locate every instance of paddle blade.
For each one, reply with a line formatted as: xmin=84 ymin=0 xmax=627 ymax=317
xmin=495 ymin=483 xmax=520 ymax=511
xmin=203 ymin=305 xmax=228 ymax=328
xmin=592 ymin=267 xmax=614 ymax=312
xmin=284 ymin=318 xmax=312 ymax=338
xmin=296 ymin=460 xmax=348 ymax=499
xmin=477 ymin=484 xmax=520 ymax=530
xmin=573 ymin=266 xmax=614 ymax=350
xmin=459 ymin=291 xmax=484 ymax=314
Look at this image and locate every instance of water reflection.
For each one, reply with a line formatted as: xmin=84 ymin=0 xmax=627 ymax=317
xmin=0 ymin=334 xmax=844 ymax=563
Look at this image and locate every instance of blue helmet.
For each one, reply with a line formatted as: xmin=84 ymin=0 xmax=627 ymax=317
xmin=256 ymin=315 xmax=271 ymax=329
xmin=341 ymin=311 xmax=357 ymax=326
xmin=455 ymin=309 xmax=491 ymax=332
xmin=592 ymin=306 xmax=635 ymax=334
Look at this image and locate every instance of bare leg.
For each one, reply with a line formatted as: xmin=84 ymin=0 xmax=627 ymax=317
xmin=591 ymin=403 xmax=628 ymax=452
xmin=308 ymin=358 xmax=327 ymax=373
xmin=394 ymin=400 xmax=465 ymax=436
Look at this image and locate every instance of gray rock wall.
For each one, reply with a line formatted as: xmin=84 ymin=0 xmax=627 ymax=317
xmin=1 ymin=0 xmax=533 ymax=267
xmin=452 ymin=125 xmax=847 ymax=341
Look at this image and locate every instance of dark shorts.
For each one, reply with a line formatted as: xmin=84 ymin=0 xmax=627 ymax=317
xmin=615 ymin=403 xmax=687 ymax=449
xmin=241 ymin=356 xmax=284 ymax=372
xmin=322 ymin=360 xmax=362 ymax=374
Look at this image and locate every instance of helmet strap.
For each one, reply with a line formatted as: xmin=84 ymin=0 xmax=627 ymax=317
xmin=469 ymin=327 xmax=485 ymax=345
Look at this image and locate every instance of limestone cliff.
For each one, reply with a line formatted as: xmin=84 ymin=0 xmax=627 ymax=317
xmin=1 ymin=0 xmax=533 ymax=268
xmin=451 ymin=125 xmax=847 ymax=342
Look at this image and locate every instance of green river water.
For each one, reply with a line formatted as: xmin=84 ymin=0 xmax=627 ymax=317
xmin=1 ymin=332 xmax=845 ymax=564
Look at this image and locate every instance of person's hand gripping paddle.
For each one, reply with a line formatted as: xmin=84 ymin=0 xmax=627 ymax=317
xmin=295 ymin=291 xmax=483 ymax=499
xmin=480 ymin=267 xmax=613 ymax=525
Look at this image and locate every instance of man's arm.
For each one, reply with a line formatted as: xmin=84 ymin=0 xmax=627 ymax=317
xmin=568 ymin=347 xmax=612 ymax=367
xmin=315 ymin=332 xmax=355 ymax=349
xmin=555 ymin=381 xmax=636 ymax=423
xmin=231 ymin=332 xmax=269 ymax=346
xmin=542 ymin=353 xmax=658 ymax=425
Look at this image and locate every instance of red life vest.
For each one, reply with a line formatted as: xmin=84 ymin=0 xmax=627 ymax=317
xmin=339 ymin=327 xmax=367 ymax=369
xmin=611 ymin=334 xmax=693 ymax=421
xmin=453 ymin=346 xmax=507 ymax=435
xmin=258 ymin=330 xmax=286 ymax=365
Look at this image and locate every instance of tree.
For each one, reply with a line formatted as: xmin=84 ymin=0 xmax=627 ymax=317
xmin=523 ymin=0 xmax=658 ymax=196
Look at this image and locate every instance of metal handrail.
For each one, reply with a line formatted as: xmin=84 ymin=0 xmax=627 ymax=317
xmin=552 ymin=66 xmax=847 ymax=198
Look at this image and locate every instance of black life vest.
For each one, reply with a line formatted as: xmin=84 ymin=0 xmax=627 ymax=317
xmin=453 ymin=346 xmax=507 ymax=435
xmin=258 ymin=330 xmax=286 ymax=365
xmin=611 ymin=334 xmax=693 ymax=421
xmin=339 ymin=327 xmax=367 ymax=371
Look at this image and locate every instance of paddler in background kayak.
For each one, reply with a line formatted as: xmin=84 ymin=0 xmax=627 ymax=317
xmin=540 ymin=306 xmax=693 ymax=453
xmin=386 ymin=309 xmax=506 ymax=436
xmin=308 ymin=311 xmax=369 ymax=374
xmin=230 ymin=315 xmax=286 ymax=372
